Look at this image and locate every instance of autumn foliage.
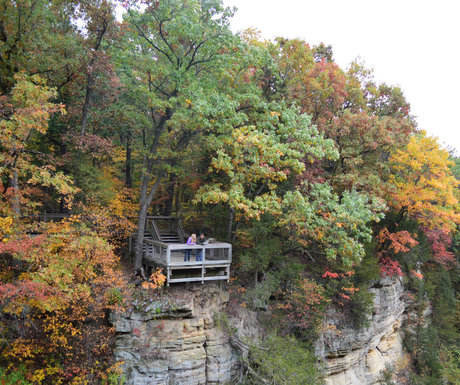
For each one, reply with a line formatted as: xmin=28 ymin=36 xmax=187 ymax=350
xmin=0 ymin=1 xmax=459 ymax=383
xmin=388 ymin=132 xmax=460 ymax=232
xmin=0 ymin=219 xmax=128 ymax=384
xmin=278 ymin=278 xmax=329 ymax=338
xmin=376 ymin=227 xmax=418 ymax=276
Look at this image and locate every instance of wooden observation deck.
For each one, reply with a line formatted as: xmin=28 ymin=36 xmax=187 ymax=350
xmin=142 ymin=217 xmax=231 ymax=285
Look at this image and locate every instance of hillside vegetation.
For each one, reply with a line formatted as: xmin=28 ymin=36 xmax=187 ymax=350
xmin=0 ymin=1 xmax=458 ymax=384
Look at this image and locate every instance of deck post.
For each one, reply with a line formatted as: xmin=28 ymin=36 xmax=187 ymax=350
xmin=201 ymin=246 xmax=205 ymax=284
xmin=166 ymin=247 xmax=171 ymax=286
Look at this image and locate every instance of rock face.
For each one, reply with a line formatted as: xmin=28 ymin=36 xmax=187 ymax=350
xmin=112 ymin=278 xmax=409 ymax=385
xmin=315 ymin=277 xmax=407 ymax=385
xmin=110 ymin=284 xmax=241 ymax=385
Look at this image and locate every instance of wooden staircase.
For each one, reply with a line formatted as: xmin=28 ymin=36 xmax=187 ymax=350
xmin=140 ymin=216 xmax=232 ymax=285
xmin=145 ymin=216 xmax=185 ymax=244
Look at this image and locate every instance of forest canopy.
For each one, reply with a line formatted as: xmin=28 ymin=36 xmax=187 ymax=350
xmin=0 ymin=1 xmax=458 ymax=384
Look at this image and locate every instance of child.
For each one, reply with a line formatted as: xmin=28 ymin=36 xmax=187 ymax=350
xmin=184 ymin=233 xmax=196 ymax=262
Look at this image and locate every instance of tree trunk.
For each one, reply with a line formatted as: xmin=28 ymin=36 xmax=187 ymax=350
xmin=227 ymin=207 xmax=234 ymax=242
xmin=134 ymin=201 xmax=148 ymax=272
xmin=11 ymin=170 xmax=20 ymax=217
xmin=133 ymin=100 xmax=172 ymax=272
xmin=80 ymin=21 xmax=108 ymax=136
xmin=134 ymin=169 xmax=162 ymax=271
xmin=174 ymin=182 xmax=181 ymax=216
xmin=164 ymin=179 xmax=174 ymax=215
xmin=80 ymin=72 xmax=94 ymax=136
xmin=125 ymin=132 xmax=132 ymax=188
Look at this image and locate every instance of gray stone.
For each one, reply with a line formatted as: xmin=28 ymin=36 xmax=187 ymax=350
xmin=111 ymin=278 xmax=411 ymax=385
xmin=111 ymin=283 xmax=237 ymax=385
xmin=315 ymin=277 xmax=407 ymax=385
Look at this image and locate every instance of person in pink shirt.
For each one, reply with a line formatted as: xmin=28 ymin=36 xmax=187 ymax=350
xmin=184 ymin=233 xmax=196 ymax=262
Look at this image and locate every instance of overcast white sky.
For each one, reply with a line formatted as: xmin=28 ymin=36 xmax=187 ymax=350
xmin=224 ymin=0 xmax=460 ymax=154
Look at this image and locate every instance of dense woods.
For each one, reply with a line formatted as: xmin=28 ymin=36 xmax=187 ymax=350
xmin=0 ymin=1 xmax=458 ymax=384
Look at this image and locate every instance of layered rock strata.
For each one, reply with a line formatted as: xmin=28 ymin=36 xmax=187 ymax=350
xmin=315 ymin=277 xmax=407 ymax=385
xmin=110 ymin=284 xmax=239 ymax=385
xmin=112 ymin=278 xmax=409 ymax=385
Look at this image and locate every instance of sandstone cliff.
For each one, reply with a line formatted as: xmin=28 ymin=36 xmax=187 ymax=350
xmin=110 ymin=284 xmax=255 ymax=385
xmin=315 ymin=277 xmax=407 ymax=385
xmin=111 ymin=277 xmax=408 ymax=385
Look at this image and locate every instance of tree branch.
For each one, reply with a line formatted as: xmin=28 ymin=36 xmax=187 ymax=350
xmin=133 ymin=22 xmax=175 ymax=65
xmin=185 ymin=38 xmax=210 ymax=70
xmin=158 ymin=19 xmax=180 ymax=67
xmin=148 ymin=76 xmax=171 ymax=98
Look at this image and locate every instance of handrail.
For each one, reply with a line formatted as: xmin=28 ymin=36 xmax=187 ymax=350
xmin=145 ymin=215 xmax=178 ymax=219
xmin=143 ymin=239 xmax=231 ymax=264
xmin=150 ymin=218 xmax=162 ymax=241
xmin=144 ymin=238 xmax=231 ymax=249
xmin=143 ymin=237 xmax=231 ymax=285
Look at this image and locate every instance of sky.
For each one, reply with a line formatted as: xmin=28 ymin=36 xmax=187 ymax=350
xmin=224 ymin=0 xmax=460 ymax=154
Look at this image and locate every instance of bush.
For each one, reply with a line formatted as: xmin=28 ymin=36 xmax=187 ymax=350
xmin=440 ymin=347 xmax=460 ymax=385
xmin=244 ymin=335 xmax=324 ymax=385
xmin=243 ymin=273 xmax=280 ymax=310
xmin=0 ymin=220 xmax=128 ymax=384
xmin=0 ymin=366 xmax=32 ymax=385
xmin=348 ymin=253 xmax=379 ymax=328
xmin=377 ymin=364 xmax=396 ymax=385
xmin=348 ymin=286 xmax=375 ymax=329
xmin=106 ymin=287 xmax=124 ymax=306
xmin=278 ymin=278 xmax=329 ymax=340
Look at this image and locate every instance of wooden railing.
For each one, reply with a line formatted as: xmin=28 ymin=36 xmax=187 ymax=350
xmin=143 ymin=239 xmax=232 ymax=266
xmin=143 ymin=239 xmax=232 ymax=284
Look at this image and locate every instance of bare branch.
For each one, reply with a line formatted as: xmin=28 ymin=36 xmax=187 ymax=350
xmin=185 ymin=38 xmax=209 ymax=70
xmin=132 ymin=22 xmax=175 ymax=65
xmin=188 ymin=53 xmax=218 ymax=69
xmin=149 ymin=77 xmax=171 ymax=98
xmin=183 ymin=40 xmax=197 ymax=58
xmin=158 ymin=20 xmax=180 ymax=68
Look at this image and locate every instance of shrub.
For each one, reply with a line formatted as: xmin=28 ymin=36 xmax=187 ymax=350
xmin=244 ymin=335 xmax=324 ymax=385
xmin=106 ymin=288 xmax=124 ymax=306
xmin=348 ymin=287 xmax=375 ymax=329
xmin=377 ymin=364 xmax=396 ymax=385
xmin=0 ymin=220 xmax=128 ymax=384
xmin=440 ymin=347 xmax=460 ymax=385
xmin=243 ymin=273 xmax=280 ymax=310
xmin=278 ymin=278 xmax=329 ymax=340
xmin=0 ymin=366 xmax=32 ymax=385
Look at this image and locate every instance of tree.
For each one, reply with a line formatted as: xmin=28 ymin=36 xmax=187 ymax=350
xmin=245 ymin=335 xmax=324 ymax=385
xmin=0 ymin=74 xmax=76 ymax=216
xmin=388 ymin=132 xmax=460 ymax=232
xmin=0 ymin=219 xmax=127 ymax=384
xmin=280 ymin=184 xmax=385 ymax=268
xmin=194 ymin=106 xmax=337 ymax=221
xmin=0 ymin=0 xmax=82 ymax=94
xmin=77 ymin=0 xmax=118 ymax=135
xmin=269 ymin=39 xmax=415 ymax=196
xmin=117 ymin=0 xmax=236 ymax=271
